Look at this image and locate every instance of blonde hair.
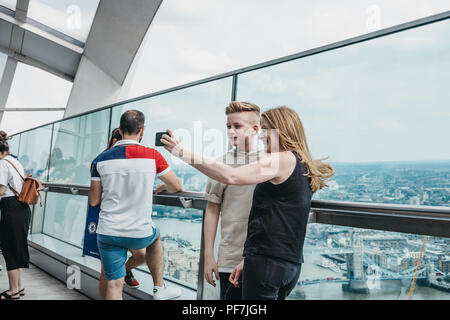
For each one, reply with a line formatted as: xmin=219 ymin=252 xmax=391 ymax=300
xmin=262 ymin=106 xmax=335 ymax=193
xmin=225 ymin=101 xmax=260 ymax=115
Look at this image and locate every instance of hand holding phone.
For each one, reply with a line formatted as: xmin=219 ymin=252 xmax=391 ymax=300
xmin=155 ymin=131 xmax=168 ymax=147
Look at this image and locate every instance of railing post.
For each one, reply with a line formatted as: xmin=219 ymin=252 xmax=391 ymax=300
xmin=196 ymin=209 xmax=206 ymax=300
xmin=29 ymin=203 xmax=35 ymax=234
xmin=231 ymin=73 xmax=238 ymax=101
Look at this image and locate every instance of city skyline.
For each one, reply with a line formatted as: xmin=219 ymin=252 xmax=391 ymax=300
xmin=152 ymin=203 xmax=450 ymax=299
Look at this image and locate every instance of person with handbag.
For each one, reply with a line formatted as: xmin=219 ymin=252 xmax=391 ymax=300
xmin=0 ymin=131 xmax=31 ymax=300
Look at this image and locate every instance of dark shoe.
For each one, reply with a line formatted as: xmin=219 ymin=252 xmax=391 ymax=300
xmin=0 ymin=290 xmax=21 ymax=300
xmin=124 ymin=271 xmax=140 ymax=289
xmin=18 ymin=288 xmax=25 ymax=296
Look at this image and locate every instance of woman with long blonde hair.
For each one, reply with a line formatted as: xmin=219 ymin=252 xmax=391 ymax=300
xmin=161 ymin=106 xmax=334 ymax=300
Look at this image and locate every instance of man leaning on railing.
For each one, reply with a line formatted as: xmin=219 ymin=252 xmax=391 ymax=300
xmin=88 ymin=110 xmax=183 ymax=300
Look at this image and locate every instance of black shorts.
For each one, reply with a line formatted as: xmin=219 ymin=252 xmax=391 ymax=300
xmin=0 ymin=196 xmax=31 ymax=271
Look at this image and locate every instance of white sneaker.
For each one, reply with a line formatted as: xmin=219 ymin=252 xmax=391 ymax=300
xmin=153 ymin=285 xmax=181 ymax=300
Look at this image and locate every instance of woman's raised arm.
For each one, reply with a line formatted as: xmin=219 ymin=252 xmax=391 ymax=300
xmin=161 ymin=130 xmax=280 ymax=185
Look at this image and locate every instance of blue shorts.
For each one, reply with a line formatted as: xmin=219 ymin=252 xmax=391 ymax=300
xmin=97 ymin=227 xmax=160 ymax=280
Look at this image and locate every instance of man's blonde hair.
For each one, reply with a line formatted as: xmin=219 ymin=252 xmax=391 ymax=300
xmin=225 ymin=101 xmax=260 ymax=115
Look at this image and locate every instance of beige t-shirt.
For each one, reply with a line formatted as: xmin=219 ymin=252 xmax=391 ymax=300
xmin=204 ymin=148 xmax=262 ymax=271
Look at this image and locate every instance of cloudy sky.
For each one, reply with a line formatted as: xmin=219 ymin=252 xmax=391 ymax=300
xmin=0 ymin=0 xmax=449 ymax=162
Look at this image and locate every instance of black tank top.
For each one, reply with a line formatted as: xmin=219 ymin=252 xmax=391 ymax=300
xmin=243 ymin=151 xmax=312 ymax=264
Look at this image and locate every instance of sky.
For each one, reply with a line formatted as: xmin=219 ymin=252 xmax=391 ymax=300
xmin=0 ymin=0 xmax=449 ymax=162
xmin=235 ymin=20 xmax=450 ymax=162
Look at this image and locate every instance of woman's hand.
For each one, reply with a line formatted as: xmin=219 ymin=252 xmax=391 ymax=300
xmin=229 ymin=259 xmax=244 ymax=288
xmin=161 ymin=129 xmax=185 ymax=159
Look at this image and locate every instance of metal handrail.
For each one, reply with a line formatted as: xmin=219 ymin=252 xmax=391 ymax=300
xmin=310 ymin=201 xmax=450 ymax=238
xmin=41 ymin=182 xmax=450 ymax=213
xmin=311 ymin=199 xmax=450 ymax=217
xmin=40 ymin=182 xmax=450 ymax=238
xmin=32 ymin=182 xmax=450 ymax=300
xmin=41 ymin=182 xmax=207 ymax=210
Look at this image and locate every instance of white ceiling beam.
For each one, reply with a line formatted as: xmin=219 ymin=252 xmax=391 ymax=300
xmin=0 ymin=11 xmax=83 ymax=81
xmin=0 ymin=108 xmax=66 ymax=111
xmin=0 ymin=56 xmax=18 ymax=124
xmin=15 ymin=0 xmax=30 ymax=22
xmin=0 ymin=11 xmax=83 ymax=54
xmin=84 ymin=0 xmax=163 ymax=85
xmin=64 ymin=0 xmax=163 ymax=117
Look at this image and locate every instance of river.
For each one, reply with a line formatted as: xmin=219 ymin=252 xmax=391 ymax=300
xmin=153 ymin=217 xmax=450 ymax=300
xmin=297 ymin=259 xmax=449 ymax=300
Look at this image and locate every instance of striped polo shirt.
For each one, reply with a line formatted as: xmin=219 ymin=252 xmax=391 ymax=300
xmin=91 ymin=139 xmax=171 ymax=238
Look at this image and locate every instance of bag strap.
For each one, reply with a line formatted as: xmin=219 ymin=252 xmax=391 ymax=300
xmin=3 ymin=158 xmax=25 ymax=181
xmin=3 ymin=158 xmax=25 ymax=197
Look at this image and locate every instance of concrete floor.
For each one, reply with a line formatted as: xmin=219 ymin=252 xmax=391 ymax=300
xmin=0 ymin=253 xmax=89 ymax=300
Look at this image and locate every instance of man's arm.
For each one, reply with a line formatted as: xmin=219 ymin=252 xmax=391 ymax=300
xmin=0 ymin=185 xmax=6 ymax=196
xmin=204 ymin=201 xmax=220 ymax=287
xmin=88 ymin=180 xmax=102 ymax=206
xmin=157 ymin=170 xmax=182 ymax=193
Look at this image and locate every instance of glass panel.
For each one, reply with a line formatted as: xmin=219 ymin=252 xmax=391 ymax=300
xmin=28 ymin=0 xmax=100 ymax=42
xmin=0 ymin=110 xmax=63 ymax=136
xmin=0 ymin=52 xmax=7 ymax=79
xmin=237 ymin=19 xmax=450 ymax=207
xmin=6 ymin=62 xmax=72 ymax=109
xmin=201 ymin=218 xmax=222 ymax=299
xmin=0 ymin=0 xmax=16 ymax=11
xmin=49 ymin=109 xmax=110 ymax=186
xmin=111 ymin=77 xmax=233 ymax=192
xmin=137 ymin=205 xmax=204 ymax=289
xmin=17 ymin=124 xmax=53 ymax=180
xmin=31 ymin=192 xmax=47 ymax=234
xmin=42 ymin=192 xmax=88 ymax=248
xmin=129 ymin=1 xmax=450 ymax=98
xmin=111 ymin=78 xmax=232 ymax=290
xmin=6 ymin=133 xmax=20 ymax=158
xmin=289 ymin=224 xmax=450 ymax=300
xmin=1 ymin=62 xmax=69 ymax=134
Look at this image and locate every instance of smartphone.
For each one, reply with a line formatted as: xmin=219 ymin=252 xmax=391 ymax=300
xmin=155 ymin=131 xmax=168 ymax=147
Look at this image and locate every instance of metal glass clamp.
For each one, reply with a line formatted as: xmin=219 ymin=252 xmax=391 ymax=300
xmin=179 ymin=197 xmax=193 ymax=208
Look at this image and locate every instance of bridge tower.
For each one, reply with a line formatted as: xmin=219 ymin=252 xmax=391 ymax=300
xmin=342 ymin=231 xmax=370 ymax=294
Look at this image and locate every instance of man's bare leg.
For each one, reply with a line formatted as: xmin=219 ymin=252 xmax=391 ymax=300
xmin=145 ymin=236 xmax=164 ymax=287
xmin=105 ymin=278 xmax=124 ymax=300
xmin=99 ymin=264 xmax=107 ymax=300
xmin=126 ymin=249 xmax=146 ymax=271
